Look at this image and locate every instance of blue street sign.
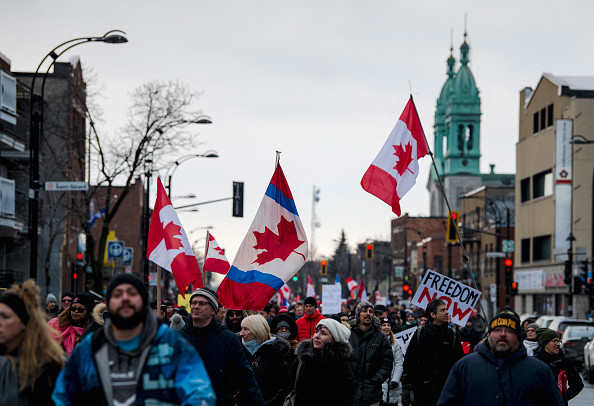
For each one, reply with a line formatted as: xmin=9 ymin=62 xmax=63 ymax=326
xmin=107 ymin=241 xmax=124 ymax=260
xmin=123 ymin=247 xmax=133 ymax=266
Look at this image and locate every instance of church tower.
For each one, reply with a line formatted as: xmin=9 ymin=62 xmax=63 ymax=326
xmin=428 ymin=32 xmax=482 ymax=216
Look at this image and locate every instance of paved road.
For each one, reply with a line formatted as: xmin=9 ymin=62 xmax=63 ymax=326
xmin=569 ymin=374 xmax=593 ymax=405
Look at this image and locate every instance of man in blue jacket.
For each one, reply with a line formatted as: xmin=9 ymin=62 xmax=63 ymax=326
xmin=437 ymin=311 xmax=564 ymax=406
xmin=52 ymin=274 xmax=216 ymax=406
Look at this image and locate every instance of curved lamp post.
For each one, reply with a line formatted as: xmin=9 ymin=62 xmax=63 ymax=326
xmin=29 ymin=30 xmax=128 ymax=280
xmin=164 ymin=150 xmax=219 ymax=196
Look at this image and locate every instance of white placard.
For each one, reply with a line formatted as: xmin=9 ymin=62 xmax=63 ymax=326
xmin=411 ymin=270 xmax=482 ymax=327
xmin=321 ymin=283 xmax=341 ymax=315
xmin=394 ymin=326 xmax=417 ymax=355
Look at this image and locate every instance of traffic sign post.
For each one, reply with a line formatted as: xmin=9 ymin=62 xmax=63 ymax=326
xmin=123 ymin=247 xmax=133 ymax=267
xmin=45 ymin=181 xmax=88 ymax=191
xmin=502 ymin=240 xmax=514 ymax=253
xmin=107 ymin=241 xmax=124 ymax=261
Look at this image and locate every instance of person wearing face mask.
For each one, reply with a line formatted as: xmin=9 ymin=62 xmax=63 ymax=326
xmin=534 ymin=328 xmax=583 ymax=405
xmin=239 ymin=314 xmax=290 ymax=404
xmin=270 ymin=313 xmax=299 ymax=366
xmin=272 ymin=318 xmax=354 ymax=406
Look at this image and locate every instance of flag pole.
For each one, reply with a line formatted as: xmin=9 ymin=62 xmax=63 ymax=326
xmin=409 ymin=94 xmax=488 ymax=320
xmin=203 ymin=230 xmax=210 ymax=287
xmin=156 ymin=265 xmax=162 ymax=316
xmin=275 ymin=151 xmax=281 ymax=168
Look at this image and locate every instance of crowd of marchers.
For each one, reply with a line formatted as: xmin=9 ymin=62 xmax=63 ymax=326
xmin=0 ymin=275 xmax=586 ymax=406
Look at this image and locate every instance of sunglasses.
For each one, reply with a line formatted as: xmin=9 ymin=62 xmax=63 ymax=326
xmin=70 ymin=306 xmax=87 ymax=313
xmin=62 ymin=299 xmax=72 ymax=303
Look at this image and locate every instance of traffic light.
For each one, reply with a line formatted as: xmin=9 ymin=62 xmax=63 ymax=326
xmin=511 ymin=281 xmax=518 ymax=295
xmin=232 ymin=181 xmax=244 ymax=217
xmin=365 ymin=243 xmax=374 ymax=260
xmin=504 ymin=258 xmax=513 ymax=287
xmin=446 ymin=211 xmax=460 ymax=243
xmin=320 ymin=260 xmax=327 ymax=276
xmin=402 ymin=284 xmax=412 ymax=298
xmin=292 ymin=272 xmax=298 ymax=282
xmin=579 ymin=260 xmax=588 ymax=283
xmin=564 ymin=260 xmax=572 ymax=286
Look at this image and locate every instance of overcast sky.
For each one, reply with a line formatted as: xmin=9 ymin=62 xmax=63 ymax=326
xmin=2 ymin=1 xmax=594 ymax=263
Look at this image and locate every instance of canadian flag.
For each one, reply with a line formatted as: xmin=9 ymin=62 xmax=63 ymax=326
xmin=306 ymin=276 xmax=316 ymax=298
xmin=361 ymin=97 xmax=429 ymax=216
xmin=279 ymin=283 xmax=292 ymax=301
xmin=358 ymin=279 xmax=368 ymax=301
xmin=147 ymin=178 xmax=202 ymax=292
xmin=345 ymin=277 xmax=358 ymax=293
xmin=203 ymin=233 xmax=231 ymax=275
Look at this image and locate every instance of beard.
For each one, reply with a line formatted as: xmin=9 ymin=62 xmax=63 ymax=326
xmin=110 ymin=307 xmax=147 ymax=330
xmin=228 ymin=320 xmax=242 ymax=333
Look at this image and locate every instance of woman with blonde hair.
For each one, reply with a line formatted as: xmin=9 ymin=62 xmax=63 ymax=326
xmin=380 ymin=317 xmax=403 ymax=405
xmin=239 ymin=314 xmax=290 ymax=403
xmin=0 ymin=280 xmax=65 ymax=405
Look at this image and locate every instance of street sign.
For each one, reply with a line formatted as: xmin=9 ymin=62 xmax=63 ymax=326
xmin=45 ymin=181 xmax=88 ymax=191
xmin=394 ymin=266 xmax=404 ymax=278
xmin=486 ymin=252 xmax=505 ymax=258
xmin=107 ymin=241 xmax=124 ymax=260
xmin=502 ymin=240 xmax=514 ymax=253
xmin=123 ymin=247 xmax=133 ymax=266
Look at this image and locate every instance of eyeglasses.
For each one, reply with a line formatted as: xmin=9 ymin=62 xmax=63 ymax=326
xmin=191 ymin=301 xmax=210 ymax=307
xmin=70 ymin=306 xmax=87 ymax=313
xmin=526 ymin=328 xmax=536 ymax=333
xmin=62 ymin=299 xmax=72 ymax=303
xmin=551 ymin=339 xmax=561 ymax=345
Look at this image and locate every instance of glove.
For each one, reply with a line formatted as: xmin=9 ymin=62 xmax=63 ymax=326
xmin=389 ymin=381 xmax=399 ymax=390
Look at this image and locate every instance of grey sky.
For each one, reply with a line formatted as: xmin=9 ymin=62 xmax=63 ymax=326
xmin=2 ymin=1 xmax=593 ymax=262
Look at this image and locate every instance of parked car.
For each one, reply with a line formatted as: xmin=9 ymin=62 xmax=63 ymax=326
xmin=534 ymin=315 xmax=560 ymax=328
xmin=548 ymin=318 xmax=594 ymax=336
xmin=560 ymin=325 xmax=594 ymax=370
xmin=583 ymin=336 xmax=594 ymax=384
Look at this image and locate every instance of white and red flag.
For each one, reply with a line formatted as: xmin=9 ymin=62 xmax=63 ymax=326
xmin=361 ymin=97 xmax=429 ymax=216
xmin=358 ymin=279 xmax=368 ymax=301
xmin=147 ymin=178 xmax=202 ymax=292
xmin=279 ymin=283 xmax=292 ymax=301
xmin=203 ymin=233 xmax=231 ymax=275
xmin=345 ymin=277 xmax=359 ymax=294
xmin=306 ymin=276 xmax=316 ymax=298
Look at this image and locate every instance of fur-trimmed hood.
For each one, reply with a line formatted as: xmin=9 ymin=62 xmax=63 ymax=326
xmin=296 ymin=339 xmax=353 ymax=363
xmin=92 ymin=303 xmax=107 ymax=326
xmin=261 ymin=335 xmax=291 ymax=356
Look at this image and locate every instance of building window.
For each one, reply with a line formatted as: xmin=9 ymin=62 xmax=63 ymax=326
xmin=521 ymin=177 xmax=530 ymax=202
xmin=547 ymin=104 xmax=553 ymax=127
xmin=540 ymin=108 xmax=546 ymax=131
xmin=532 ymin=104 xmax=554 ymax=134
xmin=533 ymin=112 xmax=539 ymax=134
xmin=533 ymin=169 xmax=552 ymax=199
xmin=533 ymin=235 xmax=551 ymax=262
xmin=521 ymin=239 xmax=530 ymax=263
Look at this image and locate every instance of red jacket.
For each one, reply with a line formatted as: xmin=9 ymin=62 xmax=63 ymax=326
xmin=296 ymin=310 xmax=325 ymax=341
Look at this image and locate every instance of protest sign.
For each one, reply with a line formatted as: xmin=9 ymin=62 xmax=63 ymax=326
xmin=394 ymin=326 xmax=417 ymax=355
xmin=411 ymin=270 xmax=481 ymax=327
xmin=321 ymin=283 xmax=341 ymax=314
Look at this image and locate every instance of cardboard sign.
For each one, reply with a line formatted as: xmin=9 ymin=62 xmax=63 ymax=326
xmin=321 ymin=283 xmax=341 ymax=315
xmin=411 ymin=270 xmax=481 ymax=327
xmin=394 ymin=326 xmax=417 ymax=355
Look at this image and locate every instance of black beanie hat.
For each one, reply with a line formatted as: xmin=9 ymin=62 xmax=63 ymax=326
xmin=304 ymin=296 xmax=317 ymax=308
xmin=0 ymin=293 xmax=28 ymax=325
xmin=106 ymin=273 xmax=148 ymax=308
xmin=72 ymin=292 xmax=95 ymax=312
xmin=489 ymin=311 xmax=522 ymax=339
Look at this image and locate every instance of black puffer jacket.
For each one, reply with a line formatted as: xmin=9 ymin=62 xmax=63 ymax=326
xmin=534 ymin=348 xmax=584 ymax=405
xmin=179 ymin=316 xmax=265 ymax=406
xmin=348 ymin=317 xmax=394 ymax=406
xmin=243 ymin=337 xmax=290 ymax=402
xmin=402 ymin=321 xmax=464 ymax=406
xmin=270 ymin=339 xmax=354 ymax=406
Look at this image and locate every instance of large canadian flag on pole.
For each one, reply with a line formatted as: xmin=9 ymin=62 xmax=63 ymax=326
xmin=361 ymin=97 xmax=429 ymax=216
xmin=147 ymin=178 xmax=202 ymax=292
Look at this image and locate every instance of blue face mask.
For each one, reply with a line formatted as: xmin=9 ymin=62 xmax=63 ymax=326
xmin=243 ymin=338 xmax=261 ymax=355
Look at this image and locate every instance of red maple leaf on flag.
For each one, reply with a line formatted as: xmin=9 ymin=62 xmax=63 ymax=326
xmin=393 ymin=142 xmax=414 ymax=176
xmin=252 ymin=216 xmax=306 ymax=265
xmin=214 ymin=246 xmax=225 ymax=256
xmin=163 ymin=222 xmax=184 ymax=250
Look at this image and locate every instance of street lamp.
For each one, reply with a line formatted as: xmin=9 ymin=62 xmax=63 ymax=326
xmin=28 ymin=30 xmax=128 ymax=280
xmin=165 ymin=150 xmax=219 ymax=196
xmin=569 ymin=135 xmax=594 ymax=144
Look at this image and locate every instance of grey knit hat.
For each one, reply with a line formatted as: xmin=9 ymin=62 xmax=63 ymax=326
xmin=355 ymin=301 xmax=373 ymax=325
xmin=526 ymin=323 xmax=539 ymax=330
xmin=46 ymin=293 xmax=57 ymax=305
xmin=169 ymin=313 xmax=186 ymax=331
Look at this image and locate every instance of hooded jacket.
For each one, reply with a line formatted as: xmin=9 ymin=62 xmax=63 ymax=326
xmin=242 ymin=336 xmax=290 ymax=402
xmin=179 ymin=315 xmax=265 ymax=406
xmin=437 ymin=340 xmax=564 ymax=406
xmin=382 ymin=338 xmax=404 ymax=404
xmin=533 ymin=348 xmax=583 ymax=405
xmin=348 ymin=316 xmax=394 ymax=406
xmin=270 ymin=339 xmax=354 ymax=406
xmin=52 ymin=311 xmax=215 ymax=405
xmin=79 ymin=303 xmax=107 ymax=343
xmin=295 ymin=309 xmax=325 ymax=341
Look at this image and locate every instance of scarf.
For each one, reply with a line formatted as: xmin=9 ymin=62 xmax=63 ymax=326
xmin=57 ymin=325 xmax=84 ymax=356
xmin=243 ymin=339 xmax=261 ymax=355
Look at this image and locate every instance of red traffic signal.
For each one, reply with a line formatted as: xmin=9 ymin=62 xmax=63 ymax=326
xmin=408 ymin=288 xmax=413 ymax=294
xmin=505 ymin=258 xmax=513 ymax=267
xmin=73 ymin=272 xmax=78 ymax=280
xmin=451 ymin=212 xmax=458 ymax=220
xmin=321 ymin=260 xmax=327 ymax=266
xmin=402 ymin=284 xmax=410 ymax=291
xmin=77 ymin=253 xmax=83 ymax=260
xmin=511 ymin=281 xmax=518 ymax=289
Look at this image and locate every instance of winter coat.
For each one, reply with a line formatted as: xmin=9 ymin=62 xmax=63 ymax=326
xmin=295 ymin=310 xmax=325 ymax=341
xmin=179 ymin=316 xmax=265 ymax=406
xmin=52 ymin=311 xmax=216 ymax=405
xmin=348 ymin=317 xmax=394 ymax=406
xmin=270 ymin=339 xmax=354 ymax=406
xmin=533 ymin=348 xmax=584 ymax=405
xmin=437 ymin=340 xmax=564 ymax=406
xmin=47 ymin=317 xmax=85 ymax=357
xmin=402 ymin=321 xmax=464 ymax=406
xmin=523 ymin=338 xmax=539 ymax=356
xmin=458 ymin=326 xmax=479 ymax=352
xmin=382 ymin=339 xmax=404 ymax=404
xmin=0 ymin=353 xmax=62 ymax=406
xmin=470 ymin=314 xmax=487 ymax=337
xmin=79 ymin=303 xmax=107 ymax=343
xmin=242 ymin=337 xmax=290 ymax=402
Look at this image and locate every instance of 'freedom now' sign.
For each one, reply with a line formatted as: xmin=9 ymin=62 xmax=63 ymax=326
xmin=411 ymin=270 xmax=481 ymax=327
